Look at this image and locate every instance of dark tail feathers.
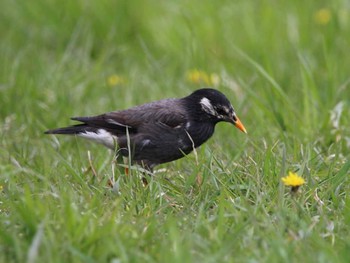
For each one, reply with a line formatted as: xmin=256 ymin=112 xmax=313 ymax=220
xmin=44 ymin=124 xmax=96 ymax=135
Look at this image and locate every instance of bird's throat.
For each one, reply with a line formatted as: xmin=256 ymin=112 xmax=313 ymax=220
xmin=185 ymin=122 xmax=215 ymax=148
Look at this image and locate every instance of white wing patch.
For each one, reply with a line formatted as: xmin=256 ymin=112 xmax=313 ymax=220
xmin=139 ymin=139 xmax=152 ymax=151
xmin=79 ymin=129 xmax=118 ymax=149
xmin=200 ymin=97 xmax=216 ymax=115
xmin=142 ymin=139 xmax=151 ymax=147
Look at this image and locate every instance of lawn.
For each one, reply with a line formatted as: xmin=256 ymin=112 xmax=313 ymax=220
xmin=1 ymin=0 xmax=350 ymax=262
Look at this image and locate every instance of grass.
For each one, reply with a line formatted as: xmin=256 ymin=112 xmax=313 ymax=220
xmin=1 ymin=0 xmax=350 ymax=262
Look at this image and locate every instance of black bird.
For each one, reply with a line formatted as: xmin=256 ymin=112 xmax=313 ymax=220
xmin=45 ymin=88 xmax=247 ymax=171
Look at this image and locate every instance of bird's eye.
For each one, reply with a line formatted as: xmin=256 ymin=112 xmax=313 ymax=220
xmin=232 ymin=114 xmax=237 ymax=121
xmin=216 ymin=108 xmax=227 ymax=115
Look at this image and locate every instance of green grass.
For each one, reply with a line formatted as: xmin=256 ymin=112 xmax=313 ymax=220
xmin=1 ymin=0 xmax=350 ymax=262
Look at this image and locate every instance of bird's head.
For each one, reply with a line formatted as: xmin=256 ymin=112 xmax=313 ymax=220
xmin=185 ymin=88 xmax=247 ymax=134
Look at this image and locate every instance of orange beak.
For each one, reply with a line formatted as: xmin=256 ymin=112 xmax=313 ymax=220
xmin=234 ymin=117 xmax=247 ymax=134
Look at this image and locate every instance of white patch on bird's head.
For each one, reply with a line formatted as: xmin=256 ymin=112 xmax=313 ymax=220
xmin=200 ymin=97 xmax=216 ymax=115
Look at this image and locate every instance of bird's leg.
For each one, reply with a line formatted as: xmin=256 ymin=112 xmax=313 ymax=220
xmin=141 ymin=176 xmax=149 ymax=186
xmin=114 ymin=153 xmax=129 ymax=175
xmin=141 ymin=166 xmax=153 ymax=186
xmin=137 ymin=161 xmax=154 ymax=186
xmin=107 ymin=153 xmax=125 ymax=188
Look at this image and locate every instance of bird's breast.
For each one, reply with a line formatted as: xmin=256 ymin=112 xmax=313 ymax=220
xmin=184 ymin=121 xmax=215 ymax=148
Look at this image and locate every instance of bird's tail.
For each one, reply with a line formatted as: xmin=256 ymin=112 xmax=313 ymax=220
xmin=45 ymin=124 xmax=118 ymax=150
xmin=44 ymin=124 xmax=97 ymax=135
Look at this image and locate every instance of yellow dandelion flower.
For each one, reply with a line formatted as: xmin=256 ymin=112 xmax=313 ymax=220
xmin=202 ymin=73 xmax=211 ymax=85
xmin=314 ymin=8 xmax=332 ymax=25
xmin=107 ymin=74 xmax=126 ymax=87
xmin=187 ymin=69 xmax=202 ymax=84
xmin=0 ymin=185 xmax=3 ymax=191
xmin=282 ymin=172 xmax=305 ymax=192
xmin=186 ymin=69 xmax=220 ymax=86
xmin=209 ymin=73 xmax=220 ymax=86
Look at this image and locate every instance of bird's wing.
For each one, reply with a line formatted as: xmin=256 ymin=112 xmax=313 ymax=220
xmin=115 ymin=103 xmax=191 ymax=165
xmin=72 ymin=98 xmax=188 ymax=136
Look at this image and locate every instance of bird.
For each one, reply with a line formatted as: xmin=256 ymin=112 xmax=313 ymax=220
xmin=45 ymin=88 xmax=247 ymax=172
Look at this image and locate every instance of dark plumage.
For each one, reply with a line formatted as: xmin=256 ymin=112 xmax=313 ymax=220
xmin=45 ymin=88 xmax=247 ymax=171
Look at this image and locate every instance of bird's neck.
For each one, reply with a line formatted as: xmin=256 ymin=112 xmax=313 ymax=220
xmin=186 ymin=121 xmax=216 ymax=148
xmin=182 ymin=97 xmax=219 ymax=123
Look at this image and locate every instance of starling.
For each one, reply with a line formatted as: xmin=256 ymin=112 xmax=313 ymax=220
xmin=45 ymin=88 xmax=247 ymax=171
